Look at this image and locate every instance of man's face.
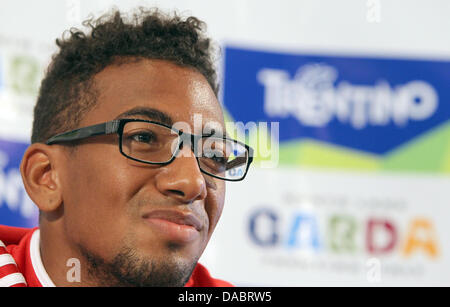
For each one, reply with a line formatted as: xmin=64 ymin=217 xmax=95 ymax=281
xmin=58 ymin=59 xmax=226 ymax=286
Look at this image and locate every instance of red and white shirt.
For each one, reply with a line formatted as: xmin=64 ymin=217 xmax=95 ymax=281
xmin=0 ymin=225 xmax=232 ymax=287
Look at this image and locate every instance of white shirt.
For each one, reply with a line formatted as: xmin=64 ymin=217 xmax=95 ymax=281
xmin=29 ymin=229 xmax=56 ymax=287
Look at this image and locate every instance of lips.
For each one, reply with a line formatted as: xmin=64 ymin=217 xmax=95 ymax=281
xmin=142 ymin=209 xmax=203 ymax=243
xmin=143 ymin=210 xmax=203 ymax=230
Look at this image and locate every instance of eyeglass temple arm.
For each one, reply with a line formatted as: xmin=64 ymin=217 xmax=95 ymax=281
xmin=45 ymin=120 xmax=120 ymax=145
xmin=225 ymin=146 xmax=254 ymax=171
xmin=225 ymin=156 xmax=248 ymax=170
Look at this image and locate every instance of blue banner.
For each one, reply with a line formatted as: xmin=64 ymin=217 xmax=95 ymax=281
xmin=223 ymin=47 xmax=450 ymax=154
xmin=0 ymin=139 xmax=38 ymax=227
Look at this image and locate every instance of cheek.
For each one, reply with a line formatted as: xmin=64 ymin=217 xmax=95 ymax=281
xmin=205 ymin=182 xmax=226 ymax=236
xmin=60 ymin=147 xmax=145 ymax=254
xmin=65 ymin=156 xmax=130 ymax=209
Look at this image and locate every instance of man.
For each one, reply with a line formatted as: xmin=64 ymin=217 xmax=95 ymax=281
xmin=0 ymin=8 xmax=253 ymax=287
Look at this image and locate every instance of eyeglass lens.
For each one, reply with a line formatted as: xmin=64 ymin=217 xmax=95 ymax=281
xmin=120 ymin=121 xmax=249 ymax=180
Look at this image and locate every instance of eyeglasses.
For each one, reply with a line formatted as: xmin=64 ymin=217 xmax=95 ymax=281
xmin=45 ymin=118 xmax=254 ymax=181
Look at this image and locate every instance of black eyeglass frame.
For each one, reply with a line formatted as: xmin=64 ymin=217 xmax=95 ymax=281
xmin=45 ymin=118 xmax=254 ymax=181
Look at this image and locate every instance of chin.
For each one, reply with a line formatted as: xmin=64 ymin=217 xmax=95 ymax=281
xmin=80 ymin=240 xmax=199 ymax=287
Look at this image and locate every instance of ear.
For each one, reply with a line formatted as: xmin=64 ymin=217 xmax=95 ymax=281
xmin=20 ymin=143 xmax=63 ymax=213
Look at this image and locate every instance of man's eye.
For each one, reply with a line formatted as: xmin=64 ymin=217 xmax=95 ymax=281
xmin=204 ymin=150 xmax=227 ymax=164
xmin=130 ymin=132 xmax=156 ymax=143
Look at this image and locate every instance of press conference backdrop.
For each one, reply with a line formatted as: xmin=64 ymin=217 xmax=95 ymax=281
xmin=0 ymin=0 xmax=449 ymax=286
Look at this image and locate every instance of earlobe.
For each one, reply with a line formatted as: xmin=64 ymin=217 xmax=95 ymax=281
xmin=20 ymin=143 xmax=63 ymax=213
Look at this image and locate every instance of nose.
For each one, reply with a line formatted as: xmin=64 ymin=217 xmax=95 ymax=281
xmin=154 ymin=144 xmax=207 ymax=204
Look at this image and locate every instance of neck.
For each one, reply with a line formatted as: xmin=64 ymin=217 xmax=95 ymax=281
xmin=39 ymin=221 xmax=98 ymax=287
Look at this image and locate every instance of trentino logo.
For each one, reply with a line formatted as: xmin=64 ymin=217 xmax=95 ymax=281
xmin=223 ymin=47 xmax=450 ymax=154
xmin=258 ymin=64 xmax=437 ymax=130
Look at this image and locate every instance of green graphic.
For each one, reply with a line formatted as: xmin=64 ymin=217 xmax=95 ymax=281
xmin=9 ymin=55 xmax=40 ymax=96
xmin=329 ymin=215 xmax=358 ymax=253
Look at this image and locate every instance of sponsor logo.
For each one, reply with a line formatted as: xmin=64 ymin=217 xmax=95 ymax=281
xmin=223 ymin=47 xmax=450 ymax=154
xmin=248 ymin=207 xmax=439 ymax=259
xmin=258 ymin=63 xmax=437 ymax=130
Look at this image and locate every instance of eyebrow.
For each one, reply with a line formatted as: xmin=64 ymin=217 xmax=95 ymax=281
xmin=114 ymin=106 xmax=228 ymax=138
xmin=114 ymin=107 xmax=173 ymax=126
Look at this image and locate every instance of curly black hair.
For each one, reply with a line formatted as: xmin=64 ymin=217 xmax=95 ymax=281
xmin=31 ymin=8 xmax=219 ymax=144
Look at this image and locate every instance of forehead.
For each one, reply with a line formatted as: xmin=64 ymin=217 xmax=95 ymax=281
xmin=82 ymin=59 xmax=224 ymax=132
